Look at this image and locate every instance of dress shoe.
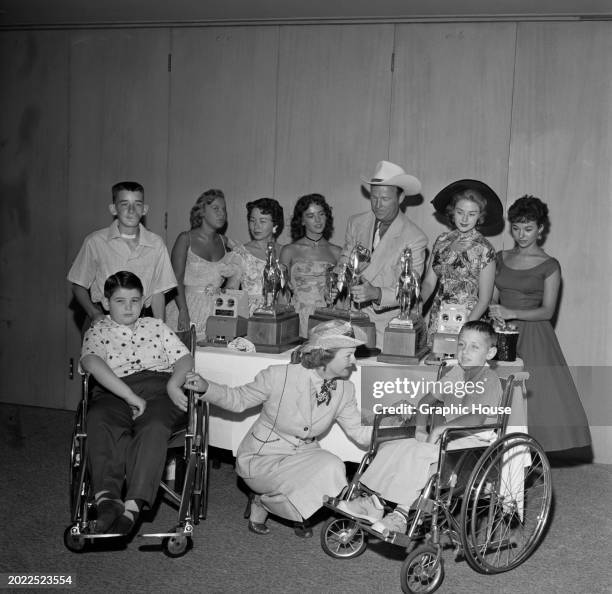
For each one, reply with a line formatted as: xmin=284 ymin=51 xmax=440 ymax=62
xmin=245 ymin=493 xmax=270 ymax=535
xmin=336 ymin=494 xmax=384 ymax=523
xmin=248 ymin=520 xmax=270 ymax=535
xmin=293 ymin=522 xmax=313 ymax=538
xmin=94 ymin=499 xmax=124 ymax=533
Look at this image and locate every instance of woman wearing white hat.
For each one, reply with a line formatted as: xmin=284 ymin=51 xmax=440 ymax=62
xmin=184 ymin=320 xmax=372 ymax=537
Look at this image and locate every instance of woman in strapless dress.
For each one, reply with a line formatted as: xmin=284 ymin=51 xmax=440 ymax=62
xmin=280 ymin=194 xmax=341 ymax=337
xmin=166 ymin=189 xmax=241 ymax=337
xmin=489 ymin=195 xmax=591 ymax=453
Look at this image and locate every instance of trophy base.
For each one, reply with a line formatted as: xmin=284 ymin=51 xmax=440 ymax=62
xmin=247 ymin=311 xmax=301 ymax=353
xmin=200 ymin=315 xmax=248 ymax=347
xmin=378 ymin=320 xmax=429 ymax=364
xmin=432 ymin=332 xmax=459 ymax=357
xmin=308 ymin=309 xmax=378 ymax=357
xmin=253 ymin=303 xmax=295 ymax=316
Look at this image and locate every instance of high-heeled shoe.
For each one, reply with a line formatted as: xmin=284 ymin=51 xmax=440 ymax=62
xmin=244 ymin=493 xmax=270 ymax=535
xmin=293 ymin=521 xmax=313 ymax=539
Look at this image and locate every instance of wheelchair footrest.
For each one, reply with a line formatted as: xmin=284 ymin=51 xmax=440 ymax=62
xmin=140 ymin=523 xmax=194 ymax=539
xmin=81 ymin=532 xmax=124 ymax=540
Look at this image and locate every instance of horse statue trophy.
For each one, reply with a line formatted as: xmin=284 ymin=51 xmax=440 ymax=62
xmin=247 ymin=241 xmax=300 ymax=353
xmin=378 ymin=247 xmax=429 ymax=363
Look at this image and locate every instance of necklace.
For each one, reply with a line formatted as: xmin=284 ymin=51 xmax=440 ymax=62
xmin=120 ymin=232 xmax=138 ymax=239
xmin=305 ymin=233 xmax=323 ymax=247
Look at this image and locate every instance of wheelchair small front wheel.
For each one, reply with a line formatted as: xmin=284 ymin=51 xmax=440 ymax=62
xmin=162 ymin=528 xmax=192 ymax=558
xmin=400 ymin=544 xmax=444 ymax=594
xmin=63 ymin=526 xmax=86 ymax=553
xmin=320 ymin=516 xmax=368 ymax=559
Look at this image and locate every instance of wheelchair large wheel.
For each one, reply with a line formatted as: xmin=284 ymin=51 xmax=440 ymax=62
xmin=320 ymin=516 xmax=368 ymax=559
xmin=460 ymin=433 xmax=551 ymax=574
xmin=400 ymin=544 xmax=444 ymax=594
xmin=191 ymin=450 xmax=209 ymax=522
xmin=68 ymin=403 xmax=87 ymax=520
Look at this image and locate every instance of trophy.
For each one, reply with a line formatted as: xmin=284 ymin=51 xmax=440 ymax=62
xmin=308 ymin=263 xmax=348 ymax=332
xmin=378 ymin=247 xmax=429 ymax=364
xmin=247 ymin=241 xmax=300 ymax=353
xmin=342 ymin=243 xmax=378 ymax=354
xmin=347 ymin=243 xmax=371 ymax=313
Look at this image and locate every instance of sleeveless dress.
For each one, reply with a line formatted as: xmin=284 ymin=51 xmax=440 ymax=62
xmin=495 ymin=252 xmax=591 ymax=452
xmin=233 ymin=244 xmax=267 ymax=315
xmin=427 ymin=229 xmax=496 ymax=340
xmin=166 ymin=237 xmax=242 ymax=337
xmin=290 ymin=260 xmax=333 ymax=337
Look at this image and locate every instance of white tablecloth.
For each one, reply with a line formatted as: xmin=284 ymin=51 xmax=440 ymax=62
xmin=195 ymin=347 xmax=527 ymax=463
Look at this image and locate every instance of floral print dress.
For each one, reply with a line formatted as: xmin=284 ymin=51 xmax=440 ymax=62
xmin=427 ymin=228 xmax=495 ymax=340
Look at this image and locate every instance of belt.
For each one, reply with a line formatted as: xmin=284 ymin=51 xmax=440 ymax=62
xmin=294 ymin=436 xmax=316 ymax=444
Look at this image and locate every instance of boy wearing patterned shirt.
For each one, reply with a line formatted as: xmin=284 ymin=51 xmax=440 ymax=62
xmin=80 ymin=271 xmax=192 ymax=535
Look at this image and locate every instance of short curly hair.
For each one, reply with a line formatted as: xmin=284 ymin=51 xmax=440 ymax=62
xmin=190 ymin=189 xmax=225 ymax=229
xmin=290 ymin=193 xmax=334 ymax=241
xmin=507 ymin=195 xmax=549 ymax=227
xmin=246 ymin=198 xmax=285 ymax=238
xmin=293 ymin=348 xmax=337 ymax=369
xmin=446 ymin=189 xmax=487 ymax=227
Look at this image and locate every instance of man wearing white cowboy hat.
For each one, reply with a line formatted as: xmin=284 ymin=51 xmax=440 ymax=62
xmin=184 ymin=319 xmax=372 ymax=538
xmin=340 ymin=160 xmax=428 ymax=347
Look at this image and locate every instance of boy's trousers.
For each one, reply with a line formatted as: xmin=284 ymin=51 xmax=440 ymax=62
xmin=86 ymin=370 xmax=185 ymax=506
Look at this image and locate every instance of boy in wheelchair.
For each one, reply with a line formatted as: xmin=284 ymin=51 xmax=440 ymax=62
xmin=338 ymin=320 xmax=502 ymax=536
xmin=80 ymin=271 xmax=193 ymax=536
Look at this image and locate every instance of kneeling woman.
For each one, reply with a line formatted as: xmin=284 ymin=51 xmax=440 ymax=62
xmin=184 ymin=320 xmax=371 ymax=537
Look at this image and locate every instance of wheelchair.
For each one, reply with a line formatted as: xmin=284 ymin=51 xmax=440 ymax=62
xmin=64 ymin=326 xmax=210 ymax=557
xmin=321 ymin=366 xmax=552 ymax=594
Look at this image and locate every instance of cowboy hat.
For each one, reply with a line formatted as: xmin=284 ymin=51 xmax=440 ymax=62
xmin=431 ymin=179 xmax=504 ymax=233
xmin=361 ymin=160 xmax=422 ymax=196
xmin=301 ymin=320 xmax=366 ymax=353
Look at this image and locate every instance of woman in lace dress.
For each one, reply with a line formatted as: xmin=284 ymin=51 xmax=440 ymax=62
xmin=233 ymin=198 xmax=285 ymax=315
xmin=280 ymin=194 xmax=341 ymax=337
xmin=166 ymin=189 xmax=242 ymax=337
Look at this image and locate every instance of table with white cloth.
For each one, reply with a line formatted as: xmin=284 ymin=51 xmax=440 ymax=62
xmin=194 ymin=347 xmax=528 ymax=463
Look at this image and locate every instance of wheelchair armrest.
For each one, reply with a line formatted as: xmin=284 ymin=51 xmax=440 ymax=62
xmin=370 ymin=413 xmax=414 ymax=452
xmin=438 ymin=423 xmax=498 ymax=449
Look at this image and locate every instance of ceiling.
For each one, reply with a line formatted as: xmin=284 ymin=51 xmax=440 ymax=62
xmin=2 ymin=0 xmax=612 ymax=28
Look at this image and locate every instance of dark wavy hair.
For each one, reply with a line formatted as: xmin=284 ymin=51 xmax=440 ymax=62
xmin=103 ymin=270 xmax=143 ymax=299
xmin=507 ymin=195 xmax=549 ymax=227
xmin=290 ymin=193 xmax=334 ymax=241
xmin=446 ymin=189 xmax=487 ymax=227
xmin=246 ymin=198 xmax=285 ymax=238
xmin=190 ymin=189 xmax=225 ymax=229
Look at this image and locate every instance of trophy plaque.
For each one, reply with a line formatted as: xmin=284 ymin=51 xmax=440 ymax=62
xmin=378 ymin=248 xmax=429 ymax=364
xmin=431 ymin=303 xmax=468 ymax=357
xmin=247 ymin=242 xmax=301 ymax=353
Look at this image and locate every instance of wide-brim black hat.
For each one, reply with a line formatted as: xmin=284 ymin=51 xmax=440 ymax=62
xmin=431 ymin=179 xmax=504 ymax=235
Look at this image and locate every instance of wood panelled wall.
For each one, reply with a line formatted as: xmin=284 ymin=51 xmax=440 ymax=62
xmin=1 ymin=22 xmax=611 ymax=460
